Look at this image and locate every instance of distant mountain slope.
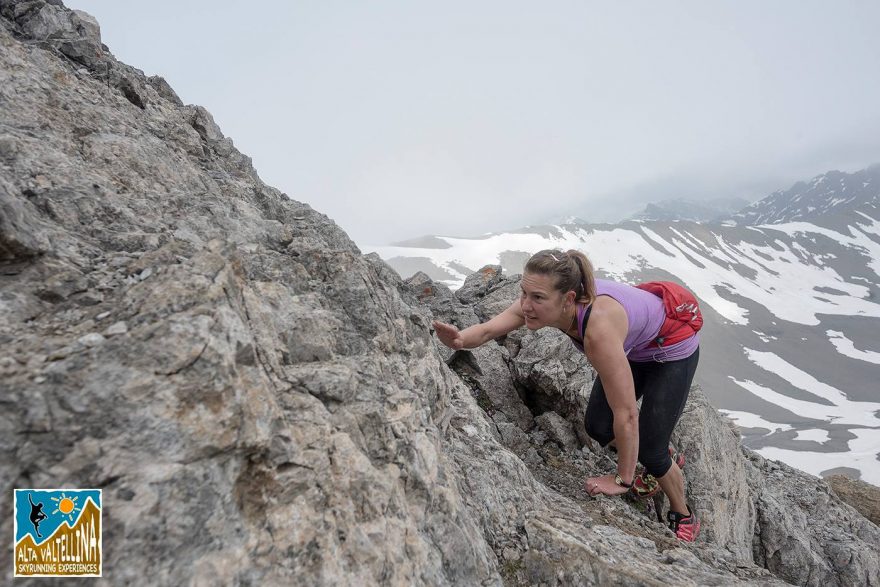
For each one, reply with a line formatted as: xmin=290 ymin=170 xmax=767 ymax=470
xmin=630 ymin=196 xmax=750 ymax=222
xmin=731 ymin=165 xmax=880 ymax=226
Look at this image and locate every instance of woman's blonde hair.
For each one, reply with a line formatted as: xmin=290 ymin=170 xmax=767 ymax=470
xmin=524 ymin=249 xmax=596 ymax=304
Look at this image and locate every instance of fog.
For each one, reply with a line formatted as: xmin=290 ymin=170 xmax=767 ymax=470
xmin=72 ymin=0 xmax=880 ymax=245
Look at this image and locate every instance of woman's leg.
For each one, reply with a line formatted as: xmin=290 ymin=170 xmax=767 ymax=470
xmin=634 ymin=348 xmax=700 ymax=513
xmin=587 ymin=360 xmax=649 ymax=450
xmin=584 ymin=376 xmax=615 ymax=447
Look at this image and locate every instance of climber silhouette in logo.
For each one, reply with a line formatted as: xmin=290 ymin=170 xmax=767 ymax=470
xmin=28 ymin=493 xmax=48 ymax=538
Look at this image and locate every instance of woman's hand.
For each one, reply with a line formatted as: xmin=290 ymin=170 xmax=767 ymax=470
xmin=432 ymin=320 xmax=464 ymax=350
xmin=584 ymin=473 xmax=630 ymax=497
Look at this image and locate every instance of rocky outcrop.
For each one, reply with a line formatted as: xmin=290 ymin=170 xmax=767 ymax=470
xmin=827 ymin=474 xmax=880 ymax=526
xmin=747 ymin=452 xmax=880 ymax=586
xmin=671 ymin=389 xmax=756 ymax=561
xmin=1 ymin=3 xmax=877 ymax=585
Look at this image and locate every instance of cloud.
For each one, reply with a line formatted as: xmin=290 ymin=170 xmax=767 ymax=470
xmin=72 ymin=0 xmax=880 ymax=245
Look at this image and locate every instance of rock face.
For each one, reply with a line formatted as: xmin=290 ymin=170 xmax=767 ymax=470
xmin=0 ymin=5 xmax=493 ymax=583
xmin=827 ymin=474 xmax=880 ymax=526
xmin=671 ymin=389 xmax=756 ymax=561
xmin=1 ymin=3 xmax=878 ymax=586
xmin=747 ymin=453 xmax=880 ymax=586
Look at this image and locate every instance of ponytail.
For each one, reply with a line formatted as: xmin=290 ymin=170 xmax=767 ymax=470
xmin=566 ymin=249 xmax=596 ymax=305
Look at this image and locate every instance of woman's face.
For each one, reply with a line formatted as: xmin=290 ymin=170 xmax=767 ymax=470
xmin=520 ymin=272 xmax=567 ymax=330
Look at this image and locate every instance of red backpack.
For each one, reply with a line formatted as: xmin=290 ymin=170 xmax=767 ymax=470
xmin=635 ymin=281 xmax=703 ymax=347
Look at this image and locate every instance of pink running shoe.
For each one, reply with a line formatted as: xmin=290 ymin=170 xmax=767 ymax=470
xmin=669 ymin=446 xmax=685 ymax=469
xmin=667 ymin=508 xmax=700 ymax=542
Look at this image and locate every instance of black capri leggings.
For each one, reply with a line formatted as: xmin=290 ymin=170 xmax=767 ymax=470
xmin=584 ymin=348 xmax=699 ymax=478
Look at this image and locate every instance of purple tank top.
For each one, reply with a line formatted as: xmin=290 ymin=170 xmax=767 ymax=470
xmin=569 ymin=278 xmax=699 ymax=362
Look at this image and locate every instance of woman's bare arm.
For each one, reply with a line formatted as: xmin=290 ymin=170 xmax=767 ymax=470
xmin=585 ymin=297 xmax=639 ymax=484
xmin=433 ymin=300 xmax=525 ymax=349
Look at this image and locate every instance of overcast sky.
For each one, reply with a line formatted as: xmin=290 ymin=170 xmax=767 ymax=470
xmin=71 ymin=1 xmax=880 ymax=246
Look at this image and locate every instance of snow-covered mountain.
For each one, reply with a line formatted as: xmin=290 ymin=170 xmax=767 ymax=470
xmin=730 ymin=164 xmax=880 ymax=226
xmin=366 ymin=167 xmax=880 ymax=485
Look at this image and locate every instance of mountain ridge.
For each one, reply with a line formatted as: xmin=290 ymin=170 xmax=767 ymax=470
xmin=729 ymin=165 xmax=880 ymax=226
xmin=630 ymin=195 xmax=751 ymax=223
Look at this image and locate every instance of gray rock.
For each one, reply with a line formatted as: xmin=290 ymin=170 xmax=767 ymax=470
xmin=455 ymin=264 xmax=504 ymax=305
xmin=671 ymin=387 xmax=756 ymax=561
xmin=0 ymin=176 xmax=51 ymax=263
xmin=746 ymin=450 xmax=880 ymax=586
xmin=496 ymin=421 xmax=531 ymax=455
xmin=0 ymin=10 xmax=496 ymax=583
xmin=473 ymin=274 xmax=522 ymax=322
xmin=409 ymin=270 xmax=537 ymax=430
xmin=521 ymin=514 xmax=753 ymax=586
xmin=72 ymin=289 xmax=103 ymax=306
xmin=33 ymin=266 xmax=88 ymax=303
xmin=534 ymin=411 xmax=579 ymax=452
xmin=826 ymin=473 xmax=880 ymax=526
xmin=450 ymin=343 xmax=534 ymax=431
xmin=403 ymin=271 xmax=481 ymax=363
xmin=147 ymin=75 xmax=183 ymax=107
xmin=76 ymin=332 xmax=105 ymax=347
xmin=103 ymin=321 xmax=127 ymax=336
xmin=0 ymin=1 xmax=104 ymax=68
xmin=406 ymin=272 xmax=476 ymax=326
xmin=403 ymin=270 xmax=455 ymax=302
xmin=1 ymin=4 xmax=874 ymax=585
xmin=510 ymin=328 xmax=594 ymax=443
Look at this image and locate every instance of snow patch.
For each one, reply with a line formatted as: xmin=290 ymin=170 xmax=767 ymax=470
xmin=742 ymin=348 xmax=880 ymax=418
xmin=793 ymin=429 xmax=830 ymax=443
xmin=719 ymin=409 xmax=792 ymax=434
xmin=752 ymin=330 xmax=777 ymax=343
xmin=826 ymin=330 xmax=880 ymax=364
xmin=758 ymin=428 xmax=880 ymax=486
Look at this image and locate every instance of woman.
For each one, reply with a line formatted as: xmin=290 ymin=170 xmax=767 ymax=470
xmin=432 ymin=249 xmax=701 ymax=542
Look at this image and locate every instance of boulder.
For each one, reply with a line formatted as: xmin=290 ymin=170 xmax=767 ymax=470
xmin=455 ymin=264 xmax=505 ymax=305
xmin=401 ymin=271 xmax=534 ymax=431
xmin=0 ymin=1 xmax=104 ymax=68
xmin=403 ymin=271 xmax=480 ymax=364
xmin=534 ymin=411 xmax=579 ymax=452
xmin=509 ymin=328 xmax=594 ymax=443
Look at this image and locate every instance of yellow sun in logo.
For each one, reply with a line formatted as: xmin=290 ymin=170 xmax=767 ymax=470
xmin=51 ymin=493 xmax=81 ymax=523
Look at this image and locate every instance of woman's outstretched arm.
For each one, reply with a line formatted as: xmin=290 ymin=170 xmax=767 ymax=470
xmin=433 ymin=300 xmax=525 ymax=350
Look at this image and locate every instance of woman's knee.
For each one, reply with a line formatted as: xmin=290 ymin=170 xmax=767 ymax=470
xmin=640 ymin=447 xmax=672 ymax=478
xmin=584 ymin=414 xmax=614 ymax=446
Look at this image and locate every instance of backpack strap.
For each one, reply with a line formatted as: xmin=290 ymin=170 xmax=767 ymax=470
xmin=579 ymin=302 xmax=592 ymax=339
xmin=567 ymin=302 xmax=593 ymax=352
